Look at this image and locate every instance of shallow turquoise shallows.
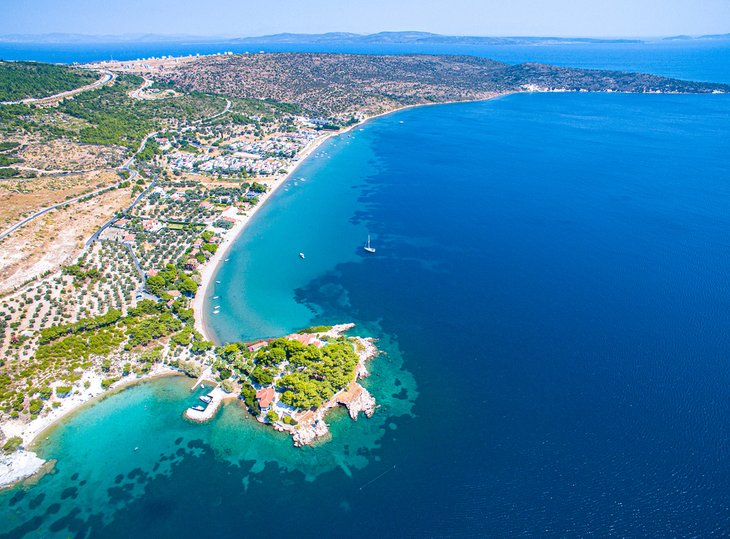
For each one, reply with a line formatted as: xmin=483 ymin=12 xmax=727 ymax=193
xmin=2 ymin=86 xmax=730 ymax=537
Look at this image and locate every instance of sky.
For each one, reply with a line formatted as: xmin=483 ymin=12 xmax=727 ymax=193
xmin=0 ymin=0 xmax=728 ymax=38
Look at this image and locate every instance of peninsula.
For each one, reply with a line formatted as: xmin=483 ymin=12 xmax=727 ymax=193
xmin=0 ymin=52 xmax=727 ymax=487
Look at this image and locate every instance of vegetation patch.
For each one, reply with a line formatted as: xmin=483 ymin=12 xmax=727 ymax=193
xmin=0 ymin=61 xmax=98 ymax=102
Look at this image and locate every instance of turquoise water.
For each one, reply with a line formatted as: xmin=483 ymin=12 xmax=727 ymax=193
xmin=2 ymin=53 xmax=730 ymax=536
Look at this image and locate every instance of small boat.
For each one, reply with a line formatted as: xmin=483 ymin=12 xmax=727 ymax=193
xmin=191 ymin=405 xmax=205 ymax=412
xmin=364 ymin=235 xmax=376 ymax=253
xmin=199 ymin=395 xmax=213 ymax=404
xmin=215 ymin=280 xmax=221 ymax=284
xmin=299 ymin=252 xmax=305 ymax=259
xmin=213 ymin=296 xmax=219 ymax=299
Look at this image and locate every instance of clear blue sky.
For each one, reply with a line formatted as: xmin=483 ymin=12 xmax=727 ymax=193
xmin=2 ymin=0 xmax=729 ymax=37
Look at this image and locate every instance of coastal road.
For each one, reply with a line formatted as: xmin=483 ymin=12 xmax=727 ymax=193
xmin=0 ymin=70 xmax=116 ymax=106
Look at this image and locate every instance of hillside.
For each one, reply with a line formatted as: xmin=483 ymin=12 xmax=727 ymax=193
xmin=157 ymin=53 xmax=730 ymax=117
xmin=0 ymin=61 xmax=98 ymax=102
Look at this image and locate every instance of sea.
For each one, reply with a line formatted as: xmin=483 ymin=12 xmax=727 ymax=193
xmin=1 ymin=41 xmax=729 ymax=537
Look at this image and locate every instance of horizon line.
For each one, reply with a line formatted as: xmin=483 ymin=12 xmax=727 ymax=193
xmin=0 ymin=30 xmax=728 ymax=41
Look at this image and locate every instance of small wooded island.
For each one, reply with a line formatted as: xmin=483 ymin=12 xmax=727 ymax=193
xmin=184 ymin=324 xmax=378 ymax=446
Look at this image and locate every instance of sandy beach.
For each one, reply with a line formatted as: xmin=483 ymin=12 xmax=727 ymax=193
xmin=191 ymin=126 xmax=355 ymax=342
xmin=0 ymin=363 xmax=180 ymax=489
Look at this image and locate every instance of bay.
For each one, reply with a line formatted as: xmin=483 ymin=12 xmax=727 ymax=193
xmin=1 ymin=47 xmax=730 ymax=537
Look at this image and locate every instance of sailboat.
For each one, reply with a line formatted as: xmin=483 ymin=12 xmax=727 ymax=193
xmin=364 ymin=235 xmax=376 ymax=253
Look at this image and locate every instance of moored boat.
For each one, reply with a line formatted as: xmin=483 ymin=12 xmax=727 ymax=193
xmin=364 ymin=235 xmax=376 ymax=253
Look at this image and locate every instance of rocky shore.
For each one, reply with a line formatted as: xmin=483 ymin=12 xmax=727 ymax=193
xmin=0 ymin=450 xmax=45 ymax=490
xmin=281 ymin=326 xmax=380 ymax=447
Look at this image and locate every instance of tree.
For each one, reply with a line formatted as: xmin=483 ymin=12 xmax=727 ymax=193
xmin=177 ymin=276 xmax=198 ymax=295
xmin=145 ymin=275 xmax=166 ymax=296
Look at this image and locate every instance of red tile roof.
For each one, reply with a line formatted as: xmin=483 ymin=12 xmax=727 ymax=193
xmin=255 ymin=387 xmax=275 ymax=409
xmin=248 ymin=340 xmax=268 ymax=352
xmin=289 ymin=333 xmax=314 ymax=345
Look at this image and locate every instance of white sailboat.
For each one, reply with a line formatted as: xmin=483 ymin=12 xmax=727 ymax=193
xmin=364 ymin=235 xmax=376 ymax=253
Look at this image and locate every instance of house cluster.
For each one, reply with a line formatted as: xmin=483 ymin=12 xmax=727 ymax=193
xmin=166 ymin=128 xmax=320 ymax=178
xmin=228 ymin=133 xmax=318 ymax=160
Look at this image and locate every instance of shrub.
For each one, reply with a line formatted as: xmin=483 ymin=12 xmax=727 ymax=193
xmin=221 ymin=379 xmax=235 ymax=393
xmin=55 ymin=385 xmax=72 ymax=397
xmin=2 ymin=436 xmax=22 ymax=454
xmin=101 ymin=377 xmax=119 ymax=389
xmin=28 ymin=399 xmax=43 ymax=415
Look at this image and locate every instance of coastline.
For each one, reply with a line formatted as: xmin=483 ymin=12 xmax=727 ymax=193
xmin=193 ymin=92 xmax=508 ymax=344
xmin=0 ymin=92 xmax=507 ymax=490
xmin=0 ymin=365 xmax=182 ymax=489
xmin=191 ymin=127 xmax=344 ymax=343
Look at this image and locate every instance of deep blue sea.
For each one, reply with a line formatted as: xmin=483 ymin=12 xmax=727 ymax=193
xmin=1 ymin=44 xmax=730 ymax=537
xmin=1 ymin=39 xmax=730 ymax=82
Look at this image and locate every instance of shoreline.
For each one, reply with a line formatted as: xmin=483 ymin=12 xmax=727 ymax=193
xmin=0 ymin=366 xmax=183 ymax=489
xmin=0 ymin=92 xmax=508 ymax=489
xmin=193 ymin=92 xmax=508 ymax=344
xmin=191 ymin=126 xmax=350 ymax=343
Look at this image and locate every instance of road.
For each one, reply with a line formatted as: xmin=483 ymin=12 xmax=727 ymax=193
xmin=199 ymin=98 xmax=231 ymax=123
xmin=0 ymin=70 xmax=116 ymax=106
xmin=129 ymin=77 xmax=154 ymax=99
xmin=0 ymin=182 xmax=121 ymax=241
xmin=87 ymin=174 xmax=158 ymax=246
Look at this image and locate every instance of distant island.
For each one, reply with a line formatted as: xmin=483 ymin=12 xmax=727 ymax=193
xmin=0 ymin=50 xmax=727 ymax=488
xmin=3 ymin=30 xmax=730 ymax=46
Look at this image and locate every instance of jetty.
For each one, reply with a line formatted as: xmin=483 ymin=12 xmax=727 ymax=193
xmin=184 ymin=387 xmax=227 ymax=422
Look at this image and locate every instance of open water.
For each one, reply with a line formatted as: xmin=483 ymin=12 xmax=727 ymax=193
xmin=1 ymin=45 xmax=729 ymax=537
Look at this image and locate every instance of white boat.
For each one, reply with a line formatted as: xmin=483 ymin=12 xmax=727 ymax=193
xmin=199 ymin=395 xmax=213 ymax=404
xmin=213 ymin=296 xmax=219 ymax=299
xmin=364 ymin=235 xmax=376 ymax=253
xmin=299 ymin=252 xmax=305 ymax=259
